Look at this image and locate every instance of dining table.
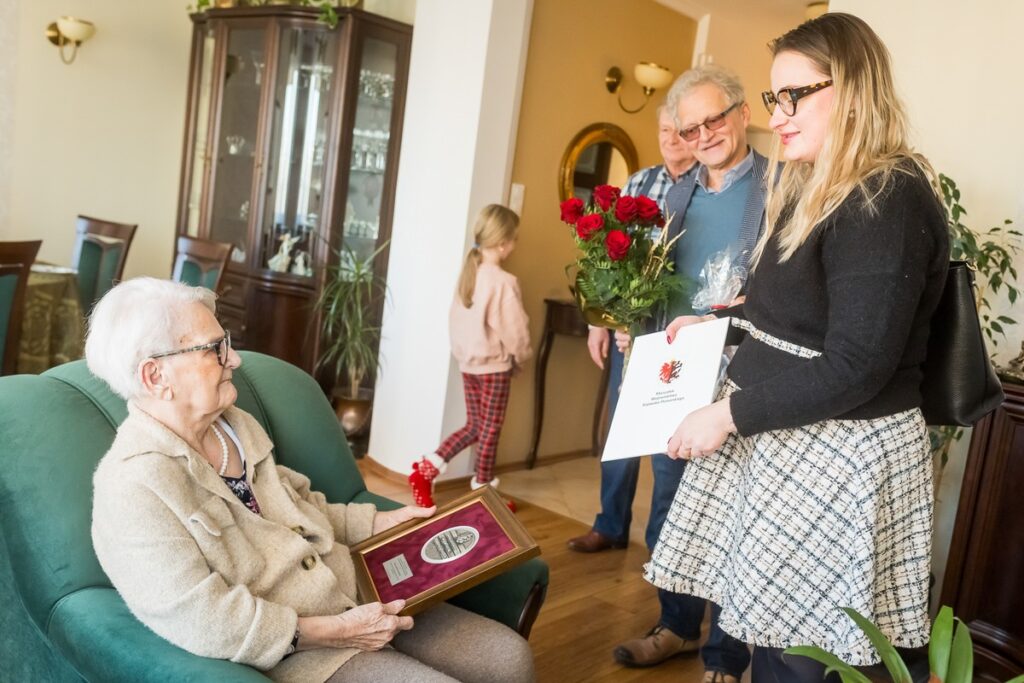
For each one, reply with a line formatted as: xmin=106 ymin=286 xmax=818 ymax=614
xmin=16 ymin=263 xmax=85 ymax=374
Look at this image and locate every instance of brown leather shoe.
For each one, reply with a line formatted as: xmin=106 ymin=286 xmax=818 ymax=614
xmin=566 ymin=529 xmax=627 ymax=553
xmin=613 ymin=625 xmax=699 ymax=667
xmin=703 ymin=671 xmax=739 ymax=683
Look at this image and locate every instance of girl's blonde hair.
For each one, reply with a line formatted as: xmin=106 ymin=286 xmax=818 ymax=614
xmin=457 ymin=204 xmax=520 ymax=307
xmin=754 ymin=12 xmax=940 ymax=266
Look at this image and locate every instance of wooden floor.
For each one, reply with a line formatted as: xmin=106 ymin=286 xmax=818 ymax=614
xmin=514 ymin=499 xmax=714 ymax=683
xmin=358 ymin=461 xmax=714 ymax=682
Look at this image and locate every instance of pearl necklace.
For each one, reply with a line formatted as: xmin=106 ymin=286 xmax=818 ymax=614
xmin=210 ymin=422 xmax=230 ymax=476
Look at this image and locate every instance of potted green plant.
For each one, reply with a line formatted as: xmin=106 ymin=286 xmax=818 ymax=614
xmin=931 ymin=174 xmax=1020 ymax=490
xmin=315 ymin=242 xmax=388 ymax=438
xmin=786 ymin=605 xmax=1024 ymax=683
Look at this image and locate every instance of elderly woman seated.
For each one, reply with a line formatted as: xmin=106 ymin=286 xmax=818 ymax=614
xmin=87 ymin=278 xmax=535 ymax=683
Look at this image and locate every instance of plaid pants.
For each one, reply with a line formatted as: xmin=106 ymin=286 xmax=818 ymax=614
xmin=435 ymin=371 xmax=512 ymax=483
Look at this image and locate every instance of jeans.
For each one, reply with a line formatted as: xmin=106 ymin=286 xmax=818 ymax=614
xmin=592 ymin=334 xmax=750 ymax=677
xmin=593 ymin=341 xmax=691 ymax=547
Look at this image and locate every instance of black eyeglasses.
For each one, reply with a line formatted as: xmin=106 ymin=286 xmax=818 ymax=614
xmin=151 ymin=331 xmax=232 ymax=367
xmin=761 ymin=80 xmax=832 ymax=116
xmin=678 ymin=102 xmax=740 ymax=142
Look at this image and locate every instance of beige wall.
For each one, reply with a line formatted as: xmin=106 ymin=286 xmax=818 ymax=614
xmin=498 ymin=0 xmax=696 ymax=466
xmin=2 ymin=0 xmax=193 ymax=281
xmin=701 ymin=4 xmax=806 ymax=132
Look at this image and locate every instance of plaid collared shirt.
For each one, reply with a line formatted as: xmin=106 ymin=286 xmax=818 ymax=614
xmin=622 ymin=164 xmax=692 ymax=212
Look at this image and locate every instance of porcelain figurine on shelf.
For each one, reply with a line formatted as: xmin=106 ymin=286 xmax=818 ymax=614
xmin=268 ymin=233 xmax=299 ymax=272
xmin=290 ymin=250 xmax=313 ymax=277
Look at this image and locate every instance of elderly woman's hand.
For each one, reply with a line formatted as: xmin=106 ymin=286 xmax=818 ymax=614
xmin=372 ymin=504 xmax=436 ymax=535
xmin=297 ymin=600 xmax=413 ymax=652
xmin=666 ymin=398 xmax=736 ymax=460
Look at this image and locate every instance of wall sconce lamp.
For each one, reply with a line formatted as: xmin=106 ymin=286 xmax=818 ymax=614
xmin=605 ymin=62 xmax=674 ymax=114
xmin=45 ymin=17 xmax=96 ymax=65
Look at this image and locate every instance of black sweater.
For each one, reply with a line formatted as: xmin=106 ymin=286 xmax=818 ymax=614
xmin=720 ymin=169 xmax=949 ymax=436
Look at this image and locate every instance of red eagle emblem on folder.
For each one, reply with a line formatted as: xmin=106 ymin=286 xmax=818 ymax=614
xmin=659 ymin=359 xmax=683 ymax=384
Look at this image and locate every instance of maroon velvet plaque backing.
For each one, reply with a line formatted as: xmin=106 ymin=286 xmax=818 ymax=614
xmin=363 ymin=500 xmax=515 ymax=602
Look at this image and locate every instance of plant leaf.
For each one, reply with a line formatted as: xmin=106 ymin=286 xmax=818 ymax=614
xmin=842 ymin=608 xmax=912 ymax=683
xmin=929 ymin=605 xmax=954 ymax=680
xmin=946 ymin=618 xmax=973 ymax=683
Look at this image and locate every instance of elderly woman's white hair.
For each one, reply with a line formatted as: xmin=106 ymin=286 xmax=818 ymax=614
xmin=665 ymin=64 xmax=746 ymax=129
xmin=86 ymin=278 xmax=217 ymax=400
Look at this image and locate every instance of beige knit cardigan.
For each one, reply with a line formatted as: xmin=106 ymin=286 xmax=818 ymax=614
xmin=92 ymin=403 xmax=377 ymax=682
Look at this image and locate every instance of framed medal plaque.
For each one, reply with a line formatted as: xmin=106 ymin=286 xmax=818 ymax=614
xmin=350 ymin=486 xmax=540 ymax=616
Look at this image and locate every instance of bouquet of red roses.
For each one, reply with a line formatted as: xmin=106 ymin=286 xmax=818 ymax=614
xmin=560 ymin=184 xmax=683 ymax=334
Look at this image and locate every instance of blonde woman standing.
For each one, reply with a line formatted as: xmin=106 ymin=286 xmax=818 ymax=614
xmin=409 ymin=205 xmax=532 ymax=507
xmin=645 ymin=13 xmax=949 ymax=681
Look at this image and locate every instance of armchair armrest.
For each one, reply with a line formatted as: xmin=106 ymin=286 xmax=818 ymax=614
xmin=47 ymin=587 xmax=269 ymax=683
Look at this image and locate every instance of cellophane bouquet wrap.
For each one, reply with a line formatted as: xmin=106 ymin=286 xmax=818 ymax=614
xmin=690 ymin=247 xmax=747 ymax=315
xmin=560 ymin=184 xmax=683 ymax=334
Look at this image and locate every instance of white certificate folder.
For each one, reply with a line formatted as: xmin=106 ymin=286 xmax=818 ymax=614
xmin=601 ymin=317 xmax=731 ymax=461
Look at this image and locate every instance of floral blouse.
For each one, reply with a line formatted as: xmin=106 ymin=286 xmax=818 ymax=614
xmin=217 ymin=418 xmax=262 ymax=516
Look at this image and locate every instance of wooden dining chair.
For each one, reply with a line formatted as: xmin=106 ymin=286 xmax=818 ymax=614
xmin=171 ymin=235 xmax=234 ymax=292
xmin=0 ymin=240 xmax=43 ymax=375
xmin=71 ymin=215 xmax=138 ymax=312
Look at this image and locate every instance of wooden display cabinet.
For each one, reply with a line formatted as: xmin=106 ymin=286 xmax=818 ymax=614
xmin=175 ymin=5 xmax=410 ymax=378
xmin=940 ymin=378 xmax=1024 ymax=681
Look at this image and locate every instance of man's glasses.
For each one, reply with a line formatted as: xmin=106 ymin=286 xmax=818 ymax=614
xmin=151 ymin=331 xmax=232 ymax=367
xmin=761 ymin=80 xmax=832 ymax=116
xmin=678 ymin=102 xmax=740 ymax=142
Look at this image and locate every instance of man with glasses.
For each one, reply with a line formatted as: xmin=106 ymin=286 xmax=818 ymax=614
xmin=568 ymin=103 xmax=697 ymax=555
xmin=611 ymin=65 xmax=769 ymax=683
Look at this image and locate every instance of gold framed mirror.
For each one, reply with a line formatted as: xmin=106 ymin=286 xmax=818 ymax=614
xmin=558 ymin=123 xmax=639 ymax=203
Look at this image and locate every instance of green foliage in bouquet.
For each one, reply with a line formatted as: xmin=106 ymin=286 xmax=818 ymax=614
xmin=560 ymin=184 xmax=684 ymax=333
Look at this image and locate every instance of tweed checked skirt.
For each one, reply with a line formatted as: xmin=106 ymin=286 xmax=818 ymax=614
xmin=645 ymin=337 xmax=934 ymax=665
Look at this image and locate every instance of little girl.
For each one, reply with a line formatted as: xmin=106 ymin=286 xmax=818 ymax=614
xmin=409 ymin=204 xmax=532 ymax=507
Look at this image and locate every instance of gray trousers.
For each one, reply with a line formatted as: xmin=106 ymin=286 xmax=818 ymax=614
xmin=327 ymin=603 xmax=536 ymax=683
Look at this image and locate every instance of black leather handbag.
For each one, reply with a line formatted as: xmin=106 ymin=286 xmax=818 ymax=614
xmin=919 ymin=261 xmax=1005 ymax=426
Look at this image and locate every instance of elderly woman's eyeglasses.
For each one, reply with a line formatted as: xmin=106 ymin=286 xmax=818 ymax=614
xmin=151 ymin=331 xmax=232 ymax=367
xmin=761 ymin=80 xmax=832 ymax=116
xmin=677 ymin=102 xmax=740 ymax=142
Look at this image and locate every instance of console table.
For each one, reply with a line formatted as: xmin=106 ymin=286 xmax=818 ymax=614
xmin=526 ymin=298 xmax=609 ymax=468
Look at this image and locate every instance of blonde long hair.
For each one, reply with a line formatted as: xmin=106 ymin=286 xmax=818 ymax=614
xmin=755 ymin=12 xmax=940 ymax=266
xmin=457 ymin=204 xmax=520 ymax=307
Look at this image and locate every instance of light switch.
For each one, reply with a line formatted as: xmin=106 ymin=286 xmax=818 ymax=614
xmin=509 ymin=183 xmax=525 ymax=215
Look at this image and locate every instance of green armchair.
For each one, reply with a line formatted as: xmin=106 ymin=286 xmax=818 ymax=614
xmin=0 ymin=351 xmax=548 ymax=682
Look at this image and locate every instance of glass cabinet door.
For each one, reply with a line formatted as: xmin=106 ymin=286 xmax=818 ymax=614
xmin=259 ymin=26 xmax=337 ymax=278
xmin=341 ymin=37 xmax=398 ymax=269
xmin=185 ymin=25 xmax=216 ymax=237
xmin=209 ymin=27 xmax=266 ymax=267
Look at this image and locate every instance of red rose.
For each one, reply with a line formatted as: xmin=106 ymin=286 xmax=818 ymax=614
xmin=614 ymin=196 xmax=639 ymax=223
xmin=592 ymin=185 xmax=620 ymax=211
xmin=635 ymin=195 xmax=661 ymax=223
xmin=605 ymin=229 xmax=631 ymax=260
xmin=575 ymin=213 xmax=604 ymax=241
xmin=560 ymin=197 xmax=584 ymax=224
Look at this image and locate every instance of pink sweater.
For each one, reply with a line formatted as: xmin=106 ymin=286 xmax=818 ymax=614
xmin=449 ymin=263 xmax=532 ymax=374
